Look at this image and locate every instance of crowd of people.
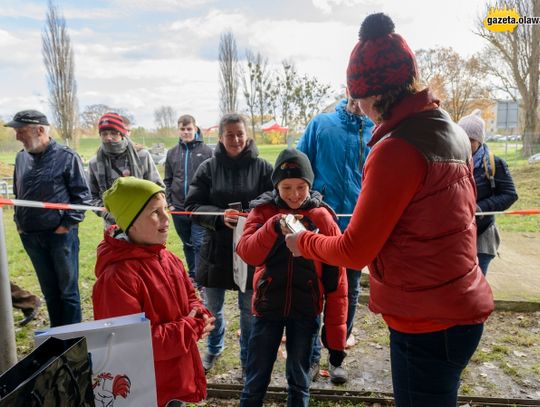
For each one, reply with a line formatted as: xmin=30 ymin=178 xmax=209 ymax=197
xmin=4 ymin=11 xmax=519 ymax=407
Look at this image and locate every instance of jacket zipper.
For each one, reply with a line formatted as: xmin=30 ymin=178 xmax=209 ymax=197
xmin=358 ymin=119 xmax=365 ymax=172
xmin=183 ymin=144 xmax=190 ymax=198
xmin=284 ymin=254 xmax=294 ymax=317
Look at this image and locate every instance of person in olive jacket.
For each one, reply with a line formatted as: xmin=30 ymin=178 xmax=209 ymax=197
xmin=164 ymin=114 xmax=213 ymax=284
xmin=185 ymin=113 xmax=273 ymax=378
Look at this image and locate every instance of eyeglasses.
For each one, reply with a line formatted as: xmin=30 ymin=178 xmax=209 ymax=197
xmin=99 ymin=130 xmax=122 ymax=140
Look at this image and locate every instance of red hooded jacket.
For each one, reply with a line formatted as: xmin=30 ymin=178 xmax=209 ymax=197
xmin=237 ymin=191 xmax=348 ymax=351
xmin=92 ymin=227 xmax=210 ymax=406
xmin=298 ymin=92 xmax=494 ymax=333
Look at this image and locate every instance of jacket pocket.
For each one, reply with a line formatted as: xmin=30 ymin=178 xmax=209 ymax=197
xmin=254 ymin=276 xmax=272 ymax=314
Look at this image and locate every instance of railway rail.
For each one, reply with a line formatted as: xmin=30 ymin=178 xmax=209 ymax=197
xmin=207 ymin=383 xmax=540 ymax=406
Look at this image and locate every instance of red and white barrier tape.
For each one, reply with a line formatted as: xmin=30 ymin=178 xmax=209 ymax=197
xmin=0 ymin=197 xmax=539 ymax=217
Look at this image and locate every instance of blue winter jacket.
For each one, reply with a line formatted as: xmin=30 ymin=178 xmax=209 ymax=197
xmin=14 ymin=138 xmax=91 ymax=233
xmin=297 ymin=99 xmax=374 ymax=231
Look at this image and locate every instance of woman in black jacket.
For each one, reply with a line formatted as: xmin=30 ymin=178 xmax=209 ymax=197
xmin=185 ymin=113 xmax=273 ymax=377
xmin=458 ymin=110 xmax=518 ymax=275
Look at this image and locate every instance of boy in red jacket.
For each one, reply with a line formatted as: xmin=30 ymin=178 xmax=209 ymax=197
xmin=236 ymin=149 xmax=348 ymax=407
xmin=92 ymin=177 xmax=215 ymax=407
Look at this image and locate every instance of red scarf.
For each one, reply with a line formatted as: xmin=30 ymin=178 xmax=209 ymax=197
xmin=368 ymin=88 xmax=440 ymax=147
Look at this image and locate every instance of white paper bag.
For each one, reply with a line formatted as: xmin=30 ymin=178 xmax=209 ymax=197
xmin=35 ymin=313 xmax=157 ymax=407
xmin=233 ymin=215 xmax=249 ymax=292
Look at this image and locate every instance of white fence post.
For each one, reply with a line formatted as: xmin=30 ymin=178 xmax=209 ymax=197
xmin=0 ymin=206 xmax=17 ymax=373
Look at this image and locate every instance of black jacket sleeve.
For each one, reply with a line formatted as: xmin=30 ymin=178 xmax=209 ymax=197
xmin=477 ymin=156 xmax=518 ymax=213
xmin=184 ymin=160 xmax=224 ymax=230
xmin=61 ymin=152 xmax=92 ymax=228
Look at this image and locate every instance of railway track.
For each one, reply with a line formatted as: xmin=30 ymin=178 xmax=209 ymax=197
xmin=208 ymin=383 xmax=540 ymax=406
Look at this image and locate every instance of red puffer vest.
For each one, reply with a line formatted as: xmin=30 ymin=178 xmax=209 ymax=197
xmin=368 ymin=109 xmax=494 ymax=324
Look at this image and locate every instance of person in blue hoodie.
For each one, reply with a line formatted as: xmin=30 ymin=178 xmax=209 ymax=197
xmin=164 ymin=114 xmax=213 ymax=286
xmin=297 ymin=93 xmax=374 ymax=384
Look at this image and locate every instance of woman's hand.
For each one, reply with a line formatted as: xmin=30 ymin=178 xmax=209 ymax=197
xmin=223 ymin=208 xmax=240 ymax=229
xmin=285 ymin=231 xmax=305 ymax=257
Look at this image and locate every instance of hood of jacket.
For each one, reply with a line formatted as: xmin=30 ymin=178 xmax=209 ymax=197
xmin=335 ymin=99 xmax=371 ymax=133
xmin=249 ymin=189 xmax=337 ymax=219
xmin=95 ymin=226 xmax=165 ymax=278
xmin=214 ymin=138 xmax=259 ymax=168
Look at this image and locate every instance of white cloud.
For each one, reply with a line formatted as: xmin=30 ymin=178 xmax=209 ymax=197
xmin=0 ymin=0 xmax=489 ymax=129
xmin=312 ymin=0 xmax=365 ymax=14
xmin=112 ymin=0 xmax=216 ymax=12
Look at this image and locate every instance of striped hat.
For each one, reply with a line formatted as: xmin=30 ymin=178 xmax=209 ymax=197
xmin=347 ymin=13 xmax=418 ymax=99
xmin=98 ymin=112 xmax=127 ymax=136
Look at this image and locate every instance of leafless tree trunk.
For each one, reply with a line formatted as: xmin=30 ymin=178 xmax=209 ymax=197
xmin=219 ymin=32 xmax=239 ymax=116
xmin=242 ymin=50 xmax=258 ymax=137
xmin=42 ymin=0 xmax=78 ymax=146
xmin=476 ymin=0 xmax=540 ymax=156
xmin=154 ymin=105 xmax=177 ymax=136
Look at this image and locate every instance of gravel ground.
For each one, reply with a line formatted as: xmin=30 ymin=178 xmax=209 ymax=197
xmin=197 ymin=299 xmax=540 ymax=406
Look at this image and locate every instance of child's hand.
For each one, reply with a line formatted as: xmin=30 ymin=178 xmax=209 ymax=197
xmin=200 ymin=314 xmax=216 ymax=339
xmin=279 ymin=214 xmax=304 ymax=236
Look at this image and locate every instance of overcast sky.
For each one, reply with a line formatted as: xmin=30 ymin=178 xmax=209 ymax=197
xmin=0 ymin=0 xmax=488 ymax=129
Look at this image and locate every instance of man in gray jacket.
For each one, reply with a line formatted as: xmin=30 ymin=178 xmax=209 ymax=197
xmin=87 ymin=112 xmax=164 ymax=227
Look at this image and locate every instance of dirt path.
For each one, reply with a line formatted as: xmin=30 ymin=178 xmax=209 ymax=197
xmin=488 ymin=231 xmax=540 ymax=302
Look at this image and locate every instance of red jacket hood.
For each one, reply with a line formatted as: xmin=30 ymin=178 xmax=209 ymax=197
xmin=95 ymin=226 xmax=166 ymax=279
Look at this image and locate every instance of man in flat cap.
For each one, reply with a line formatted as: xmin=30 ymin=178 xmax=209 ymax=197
xmin=6 ymin=109 xmax=91 ymax=327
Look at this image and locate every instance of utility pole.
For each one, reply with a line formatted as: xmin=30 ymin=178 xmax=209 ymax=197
xmin=0 ymin=206 xmax=17 ymax=373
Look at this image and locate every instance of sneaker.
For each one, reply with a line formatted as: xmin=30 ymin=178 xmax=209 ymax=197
xmin=309 ymin=362 xmax=320 ymax=382
xmin=202 ymin=352 xmax=221 ymax=373
xmin=345 ymin=333 xmax=356 ymax=349
xmin=328 ymin=362 xmax=348 ymax=385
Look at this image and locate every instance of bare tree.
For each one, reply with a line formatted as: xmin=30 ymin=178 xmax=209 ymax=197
xmin=243 ymin=49 xmax=273 ymax=136
xmin=292 ymin=74 xmax=332 ymax=127
xmin=80 ymin=104 xmax=112 ymax=130
xmin=218 ymin=32 xmax=239 ymax=115
xmin=42 ymin=0 xmax=78 ymax=146
xmin=154 ymin=105 xmax=177 ymax=136
xmin=276 ymin=60 xmax=298 ymax=128
xmin=416 ymin=47 xmax=491 ymax=122
xmin=242 ymin=50 xmax=258 ymax=137
xmin=476 ymin=0 xmax=540 ymax=156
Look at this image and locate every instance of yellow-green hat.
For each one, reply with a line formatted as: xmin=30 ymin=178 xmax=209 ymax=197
xmin=103 ymin=177 xmax=164 ymax=232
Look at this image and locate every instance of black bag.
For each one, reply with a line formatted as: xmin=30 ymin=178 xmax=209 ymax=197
xmin=0 ymin=337 xmax=94 ymax=406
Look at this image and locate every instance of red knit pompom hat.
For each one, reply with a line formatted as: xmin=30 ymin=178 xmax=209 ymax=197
xmin=98 ymin=112 xmax=127 ymax=136
xmin=347 ymin=13 xmax=418 ymax=99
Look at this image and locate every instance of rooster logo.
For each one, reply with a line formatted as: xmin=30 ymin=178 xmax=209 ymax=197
xmin=93 ymin=372 xmax=131 ymax=407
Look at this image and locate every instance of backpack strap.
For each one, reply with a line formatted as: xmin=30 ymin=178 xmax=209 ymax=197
xmin=483 ymin=152 xmax=496 ymax=190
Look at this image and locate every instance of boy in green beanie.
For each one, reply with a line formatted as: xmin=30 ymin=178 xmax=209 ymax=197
xmin=92 ymin=177 xmax=215 ymax=407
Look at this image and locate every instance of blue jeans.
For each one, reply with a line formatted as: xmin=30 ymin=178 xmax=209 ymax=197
xmin=311 ymin=268 xmax=360 ymax=364
xmin=390 ymin=324 xmax=484 ymax=407
xmin=477 ymin=253 xmax=494 ymax=276
xmin=19 ymin=229 xmax=82 ymax=327
xmin=172 ymin=214 xmax=205 ymax=281
xmin=240 ymin=316 xmax=319 ymax=407
xmin=204 ymin=287 xmax=253 ymax=368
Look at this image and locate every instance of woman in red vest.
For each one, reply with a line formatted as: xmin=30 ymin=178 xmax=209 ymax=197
xmin=285 ymin=13 xmax=494 ymax=407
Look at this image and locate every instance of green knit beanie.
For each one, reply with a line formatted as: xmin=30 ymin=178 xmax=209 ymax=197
xmin=103 ymin=177 xmax=164 ymax=232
